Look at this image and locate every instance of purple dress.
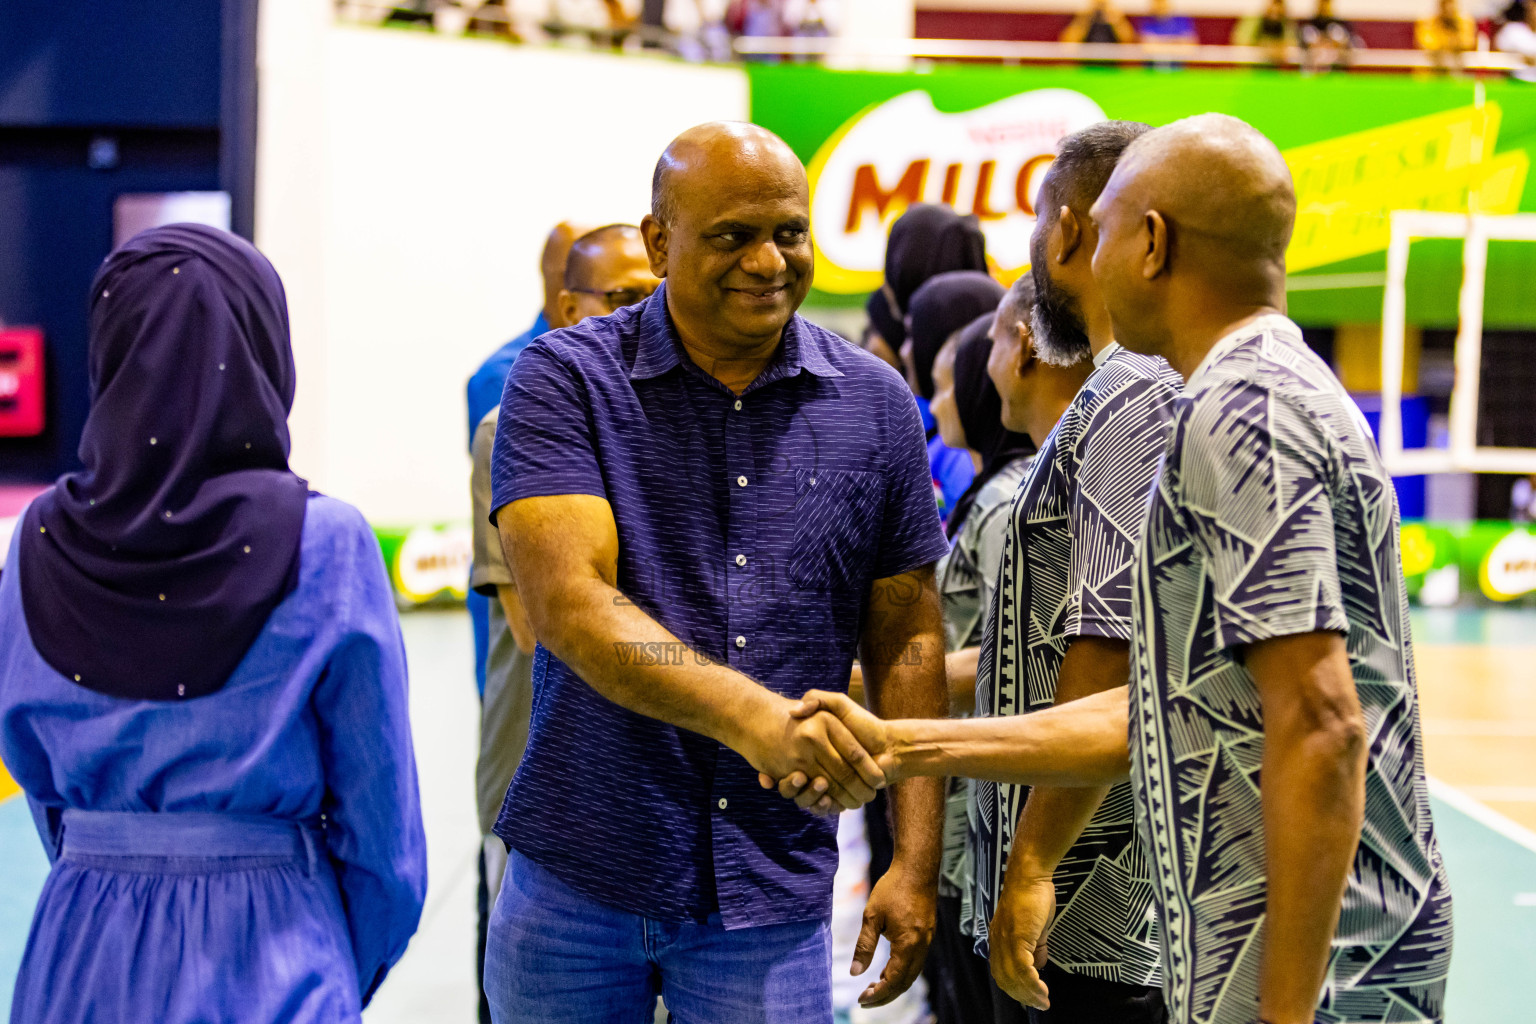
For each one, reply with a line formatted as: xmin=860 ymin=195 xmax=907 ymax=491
xmin=0 ymin=494 xmax=426 ymax=1024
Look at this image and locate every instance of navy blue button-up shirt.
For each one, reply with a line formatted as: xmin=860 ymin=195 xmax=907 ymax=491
xmin=489 ymin=284 xmax=949 ymax=928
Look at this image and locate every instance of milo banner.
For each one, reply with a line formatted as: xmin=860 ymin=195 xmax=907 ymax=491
xmin=747 ymin=64 xmax=1536 ymax=325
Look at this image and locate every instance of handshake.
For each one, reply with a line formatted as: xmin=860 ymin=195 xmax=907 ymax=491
xmin=746 ymin=690 xmax=899 ymax=816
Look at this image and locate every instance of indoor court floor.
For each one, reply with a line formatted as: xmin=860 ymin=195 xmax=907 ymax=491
xmin=1 ymin=607 xmax=1533 ymax=1022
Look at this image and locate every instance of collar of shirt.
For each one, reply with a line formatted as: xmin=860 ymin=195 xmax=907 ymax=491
xmin=629 ymin=282 xmax=842 ymax=390
xmin=1184 ymin=313 xmax=1297 ymax=395
xmin=1093 ymin=341 xmax=1122 ymax=369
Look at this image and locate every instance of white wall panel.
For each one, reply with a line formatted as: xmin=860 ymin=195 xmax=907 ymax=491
xmin=257 ymin=20 xmax=749 ymax=524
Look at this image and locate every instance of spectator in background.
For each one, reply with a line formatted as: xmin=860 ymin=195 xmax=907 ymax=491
xmin=875 ymin=203 xmax=991 ymax=523
xmin=556 ymin=223 xmax=660 ymax=326
xmin=1061 ymin=0 xmax=1138 ymax=44
xmin=1496 ymin=0 xmax=1536 ymax=80
xmin=905 ymin=272 xmax=1006 ymax=416
xmin=1142 ymin=0 xmax=1198 ymax=51
xmin=1299 ymin=0 xmax=1362 ymax=72
xmin=1232 ymin=0 xmax=1296 ymax=64
xmin=465 ymin=221 xmax=588 ymax=698
xmin=468 ymin=223 xmax=655 ymax=1024
xmin=1417 ymin=0 xmax=1478 ymax=71
xmin=904 ymin=271 xmax=1008 ymax=519
xmin=668 ymin=0 xmax=735 ymax=61
xmin=1512 ymin=474 xmax=1536 ymax=521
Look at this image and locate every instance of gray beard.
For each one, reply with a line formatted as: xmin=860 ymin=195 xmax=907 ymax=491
xmin=1030 ymin=294 xmax=1093 ymax=368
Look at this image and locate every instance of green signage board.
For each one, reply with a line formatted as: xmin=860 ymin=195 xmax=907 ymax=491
xmin=746 ymin=63 xmax=1536 ymax=327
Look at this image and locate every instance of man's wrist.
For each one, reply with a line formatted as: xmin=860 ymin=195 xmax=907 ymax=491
xmin=1002 ymin=855 xmax=1057 ymax=887
xmin=720 ymin=686 xmax=784 ymax=760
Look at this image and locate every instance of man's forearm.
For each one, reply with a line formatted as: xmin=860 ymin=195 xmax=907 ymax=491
xmin=866 ymin=648 xmax=946 ymax=879
xmin=1002 ymin=637 xmax=1128 ymax=882
xmin=1251 ymin=633 xmax=1367 ymax=1024
xmin=861 ymin=572 xmax=948 ymax=877
xmin=946 ymin=647 xmax=980 ymax=715
xmin=532 ymin=571 xmax=779 ymax=750
xmin=887 ymin=686 xmax=1131 ymax=787
xmin=1259 ymin=727 xmax=1365 ymax=1023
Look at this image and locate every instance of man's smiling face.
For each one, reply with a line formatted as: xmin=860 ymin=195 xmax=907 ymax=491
xmin=648 ymin=130 xmax=814 ymax=350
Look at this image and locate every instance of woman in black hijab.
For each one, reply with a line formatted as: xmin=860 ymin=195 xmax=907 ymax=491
xmin=862 ymin=202 xmax=988 ymax=354
xmin=944 ymin=313 xmax=1037 ymax=537
xmin=905 ymin=270 xmax=1006 ymax=402
xmin=0 ymin=224 xmax=426 ymax=1024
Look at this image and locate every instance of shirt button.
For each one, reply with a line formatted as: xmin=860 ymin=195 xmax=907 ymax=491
xmin=718 ymin=798 xmax=728 ymax=810
xmin=734 ymin=400 xmax=743 ymax=411
xmin=736 ymin=475 xmax=748 ymax=487
xmin=735 ymin=554 xmax=747 ymax=567
xmin=735 ymin=635 xmax=746 ymax=648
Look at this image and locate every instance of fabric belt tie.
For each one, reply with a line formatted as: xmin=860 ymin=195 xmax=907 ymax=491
xmin=59 ymin=809 xmax=323 ymax=876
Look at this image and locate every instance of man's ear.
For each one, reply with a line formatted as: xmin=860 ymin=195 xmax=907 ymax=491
xmin=1056 ymin=206 xmax=1081 ymax=263
xmin=1144 ymin=210 xmax=1169 ymax=280
xmin=1013 ymin=319 xmax=1036 ymax=377
xmin=557 ymin=290 xmax=579 ymax=329
xmin=640 ymin=214 xmax=669 ymax=279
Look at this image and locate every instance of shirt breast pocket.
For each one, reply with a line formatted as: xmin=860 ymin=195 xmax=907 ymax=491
xmin=788 ymin=469 xmax=882 ymax=591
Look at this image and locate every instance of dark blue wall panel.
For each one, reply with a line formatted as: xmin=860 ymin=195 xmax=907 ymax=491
xmin=0 ymin=2 xmax=222 ymax=127
xmin=0 ymin=1 xmax=253 ymax=482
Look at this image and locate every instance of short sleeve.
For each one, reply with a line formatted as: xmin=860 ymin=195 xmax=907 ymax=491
xmin=873 ymin=387 xmax=951 ymax=580
xmin=490 ymin=345 xmax=607 ymax=518
xmin=1064 ymin=377 xmax=1174 ymax=640
xmin=470 ymin=414 xmax=512 ymax=594
xmin=1177 ymin=382 xmax=1349 ymax=650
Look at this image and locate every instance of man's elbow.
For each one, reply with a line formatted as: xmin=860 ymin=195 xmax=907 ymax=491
xmin=1288 ymin=698 xmax=1369 ymax=775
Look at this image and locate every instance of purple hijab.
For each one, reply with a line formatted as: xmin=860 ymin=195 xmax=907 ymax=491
xmin=19 ymin=224 xmax=309 ymax=701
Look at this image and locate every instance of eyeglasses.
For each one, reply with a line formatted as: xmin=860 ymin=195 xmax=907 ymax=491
xmin=570 ymin=286 xmax=656 ymax=312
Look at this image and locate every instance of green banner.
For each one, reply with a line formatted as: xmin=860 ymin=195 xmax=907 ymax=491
xmin=746 ymin=64 xmax=1536 ymax=327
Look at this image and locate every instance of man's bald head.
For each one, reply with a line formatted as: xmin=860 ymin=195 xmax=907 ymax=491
xmin=642 ymin=122 xmax=813 ymax=358
xmin=540 ymin=221 xmax=593 ymax=326
xmin=558 ymin=224 xmax=660 ymax=327
xmin=1089 ymin=113 xmax=1295 ymax=363
xmin=564 ymin=225 xmax=645 ymax=291
xmin=1112 ymin=113 xmax=1295 ymax=267
xmin=650 ymin=122 xmax=806 ymax=228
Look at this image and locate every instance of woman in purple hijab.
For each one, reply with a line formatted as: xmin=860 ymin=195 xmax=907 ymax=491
xmin=0 ymin=224 xmax=426 ymax=1024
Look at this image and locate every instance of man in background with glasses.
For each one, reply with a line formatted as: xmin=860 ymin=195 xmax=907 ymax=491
xmin=467 ymin=219 xmax=656 ymax=1024
xmin=558 ymin=223 xmax=660 ymax=327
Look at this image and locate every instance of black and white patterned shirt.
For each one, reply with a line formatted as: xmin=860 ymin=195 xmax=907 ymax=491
xmin=935 ymin=455 xmax=1035 ymax=911
xmin=968 ymin=343 xmax=1181 ymax=985
xmin=1131 ymin=316 xmax=1452 ymax=1023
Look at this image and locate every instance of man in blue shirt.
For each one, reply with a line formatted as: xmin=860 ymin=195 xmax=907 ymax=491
xmin=464 ymin=220 xmax=589 ymax=700
xmin=485 ymin=122 xmax=950 ymax=1023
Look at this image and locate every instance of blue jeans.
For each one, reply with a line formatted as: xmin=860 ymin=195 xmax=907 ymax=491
xmin=485 ymin=849 xmax=833 ymax=1024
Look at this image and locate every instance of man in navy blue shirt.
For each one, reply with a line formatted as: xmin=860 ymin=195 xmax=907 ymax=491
xmin=485 ymin=122 xmax=950 ymax=1023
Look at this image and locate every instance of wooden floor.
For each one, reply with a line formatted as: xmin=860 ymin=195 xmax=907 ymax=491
xmin=1413 ymin=608 xmax=1536 ymax=833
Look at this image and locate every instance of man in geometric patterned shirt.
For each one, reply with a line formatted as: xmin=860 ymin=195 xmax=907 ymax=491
xmin=781 ymin=114 xmax=1453 ymax=1024
xmin=968 ymin=121 xmax=1182 ymax=1024
xmin=1088 ymin=114 xmax=1452 ymax=1024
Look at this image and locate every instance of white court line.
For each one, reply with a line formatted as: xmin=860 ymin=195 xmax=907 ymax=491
xmin=1456 ymin=786 xmax=1536 ymax=803
xmin=1515 ymin=893 xmax=1536 ymax=907
xmin=1429 ymin=776 xmax=1536 ymax=855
